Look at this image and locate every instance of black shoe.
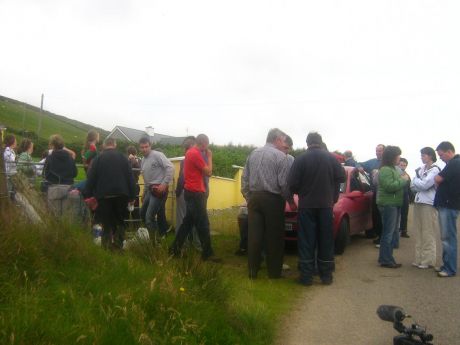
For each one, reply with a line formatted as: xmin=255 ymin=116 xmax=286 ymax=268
xmin=321 ymin=276 xmax=333 ymax=285
xmin=297 ymin=277 xmax=313 ymax=286
xmin=380 ymin=263 xmax=402 ymax=269
xmin=400 ymin=232 xmax=410 ymax=238
xmin=234 ymin=248 xmax=247 ymax=256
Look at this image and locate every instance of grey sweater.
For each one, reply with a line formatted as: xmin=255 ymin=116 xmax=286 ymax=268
xmin=141 ymin=150 xmax=174 ymax=191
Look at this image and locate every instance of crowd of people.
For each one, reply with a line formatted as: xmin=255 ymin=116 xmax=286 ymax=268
xmin=2 ymin=129 xmax=460 ymax=282
xmin=241 ymin=129 xmax=459 ymax=284
xmin=343 ymin=142 xmax=459 ymax=279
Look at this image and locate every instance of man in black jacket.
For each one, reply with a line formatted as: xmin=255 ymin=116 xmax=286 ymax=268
xmin=85 ymin=138 xmax=136 ymax=250
xmin=44 ymin=134 xmax=78 ymax=185
xmin=288 ymin=132 xmax=345 ymax=285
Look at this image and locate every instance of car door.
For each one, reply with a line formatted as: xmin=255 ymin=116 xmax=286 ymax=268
xmin=345 ymin=170 xmax=371 ymax=234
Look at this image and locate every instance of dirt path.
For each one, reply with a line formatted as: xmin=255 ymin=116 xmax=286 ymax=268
xmin=276 ymin=211 xmax=460 ymax=345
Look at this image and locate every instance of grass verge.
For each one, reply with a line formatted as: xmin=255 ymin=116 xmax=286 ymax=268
xmin=0 ymin=206 xmax=301 ymax=345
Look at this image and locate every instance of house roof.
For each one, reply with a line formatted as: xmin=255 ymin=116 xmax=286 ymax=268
xmin=107 ymin=126 xmax=184 ymax=145
xmin=113 ymin=126 xmax=151 ymax=143
xmin=159 ymin=136 xmax=188 ymax=145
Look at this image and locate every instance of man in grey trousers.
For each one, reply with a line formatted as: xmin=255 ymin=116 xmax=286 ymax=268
xmin=241 ymin=128 xmax=296 ymax=279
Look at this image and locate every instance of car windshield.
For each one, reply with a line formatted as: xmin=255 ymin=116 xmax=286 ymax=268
xmin=359 ymin=172 xmax=371 ymax=192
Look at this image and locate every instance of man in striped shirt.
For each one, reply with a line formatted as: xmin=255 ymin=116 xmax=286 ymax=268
xmin=241 ymin=128 xmax=296 ymax=279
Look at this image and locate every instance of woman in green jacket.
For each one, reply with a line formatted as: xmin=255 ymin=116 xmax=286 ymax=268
xmin=377 ymin=146 xmax=409 ymax=268
xmin=17 ymin=138 xmax=36 ymax=178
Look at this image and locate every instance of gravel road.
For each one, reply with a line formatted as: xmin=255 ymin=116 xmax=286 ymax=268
xmin=277 ymin=210 xmax=460 ymax=345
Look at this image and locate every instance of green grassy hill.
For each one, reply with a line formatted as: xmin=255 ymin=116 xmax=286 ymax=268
xmin=0 ymin=95 xmax=109 ymax=143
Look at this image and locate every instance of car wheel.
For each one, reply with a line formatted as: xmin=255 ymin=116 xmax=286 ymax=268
xmin=334 ymin=219 xmax=350 ymax=255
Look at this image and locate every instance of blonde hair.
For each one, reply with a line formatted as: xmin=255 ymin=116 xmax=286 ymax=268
xmin=49 ymin=134 xmax=64 ymax=150
xmin=84 ymin=130 xmax=99 ymax=150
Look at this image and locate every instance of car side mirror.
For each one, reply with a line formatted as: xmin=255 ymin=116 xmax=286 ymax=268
xmin=347 ymin=190 xmax=363 ymax=199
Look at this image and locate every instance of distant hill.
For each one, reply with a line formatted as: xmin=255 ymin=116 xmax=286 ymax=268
xmin=0 ymin=95 xmax=109 ymax=143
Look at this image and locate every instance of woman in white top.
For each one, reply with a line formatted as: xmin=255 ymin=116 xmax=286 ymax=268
xmin=3 ymin=134 xmax=17 ymax=175
xmin=3 ymin=134 xmax=17 ymax=199
xmin=410 ymin=147 xmax=440 ymax=269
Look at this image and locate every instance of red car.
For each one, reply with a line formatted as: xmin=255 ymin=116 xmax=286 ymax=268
xmin=284 ymin=166 xmax=373 ymax=254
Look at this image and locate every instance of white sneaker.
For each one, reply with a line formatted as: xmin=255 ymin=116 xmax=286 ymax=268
xmin=282 ymin=263 xmax=291 ymax=270
xmin=412 ymin=262 xmax=421 ymax=268
xmin=438 ymin=271 xmax=451 ymax=277
xmin=375 ymin=244 xmax=380 ymax=248
xmin=418 ymin=265 xmax=430 ymax=269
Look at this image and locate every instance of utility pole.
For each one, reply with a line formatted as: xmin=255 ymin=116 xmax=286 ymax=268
xmin=37 ymin=93 xmax=44 ymax=137
xmin=22 ymin=103 xmax=26 ymax=131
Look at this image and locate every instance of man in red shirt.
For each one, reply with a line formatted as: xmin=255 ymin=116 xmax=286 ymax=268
xmin=170 ymin=134 xmax=216 ymax=260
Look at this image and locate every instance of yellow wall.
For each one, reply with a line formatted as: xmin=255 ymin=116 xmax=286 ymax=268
xmin=140 ymin=158 xmax=245 ymax=226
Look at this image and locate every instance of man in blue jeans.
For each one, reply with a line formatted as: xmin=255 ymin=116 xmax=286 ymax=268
xmin=288 ymin=132 xmax=345 ymax=285
xmin=434 ymin=141 xmax=460 ymax=277
xmin=139 ymin=137 xmax=174 ymax=240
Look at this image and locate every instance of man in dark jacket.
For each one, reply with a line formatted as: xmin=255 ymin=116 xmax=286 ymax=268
xmin=288 ymin=132 xmax=345 ymax=285
xmin=85 ymin=138 xmax=136 ymax=250
xmin=43 ymin=134 xmax=78 ymax=185
xmin=43 ymin=135 xmax=78 ymax=216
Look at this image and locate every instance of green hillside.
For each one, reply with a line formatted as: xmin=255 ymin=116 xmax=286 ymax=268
xmin=0 ymin=95 xmax=109 ymax=143
xmin=0 ymin=94 xmax=255 ymax=176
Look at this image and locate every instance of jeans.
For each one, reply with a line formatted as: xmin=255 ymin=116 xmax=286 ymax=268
xmin=438 ymin=207 xmax=459 ymax=276
xmin=170 ymin=190 xmax=213 ymax=259
xmin=176 ymin=192 xmax=207 ymax=250
xmin=378 ymin=206 xmax=400 ymax=265
xmin=298 ymin=208 xmax=334 ymax=283
xmin=372 ymin=190 xmax=382 ymax=238
xmin=140 ymin=191 xmax=168 ymax=237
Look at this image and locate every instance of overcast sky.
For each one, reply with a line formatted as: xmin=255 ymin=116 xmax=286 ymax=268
xmin=1 ymin=0 xmax=459 ymax=172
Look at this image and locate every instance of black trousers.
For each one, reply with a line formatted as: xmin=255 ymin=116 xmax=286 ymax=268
xmin=247 ymin=192 xmax=285 ymax=279
xmin=96 ymin=196 xmax=128 ymax=250
xmin=400 ymin=198 xmax=409 ymax=233
xmin=238 ymin=214 xmax=248 ymax=251
xmin=170 ymin=190 xmax=213 ymax=259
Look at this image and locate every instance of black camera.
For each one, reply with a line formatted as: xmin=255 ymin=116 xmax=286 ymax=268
xmin=377 ymin=305 xmax=434 ymax=345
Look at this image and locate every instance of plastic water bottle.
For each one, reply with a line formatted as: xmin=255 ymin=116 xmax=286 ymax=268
xmin=92 ymin=224 xmax=102 ymax=238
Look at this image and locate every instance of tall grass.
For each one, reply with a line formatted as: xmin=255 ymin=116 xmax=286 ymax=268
xmin=0 ymin=200 xmax=301 ymax=345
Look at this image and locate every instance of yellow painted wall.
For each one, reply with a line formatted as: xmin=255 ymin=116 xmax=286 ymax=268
xmin=140 ymin=158 xmax=245 ymax=226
